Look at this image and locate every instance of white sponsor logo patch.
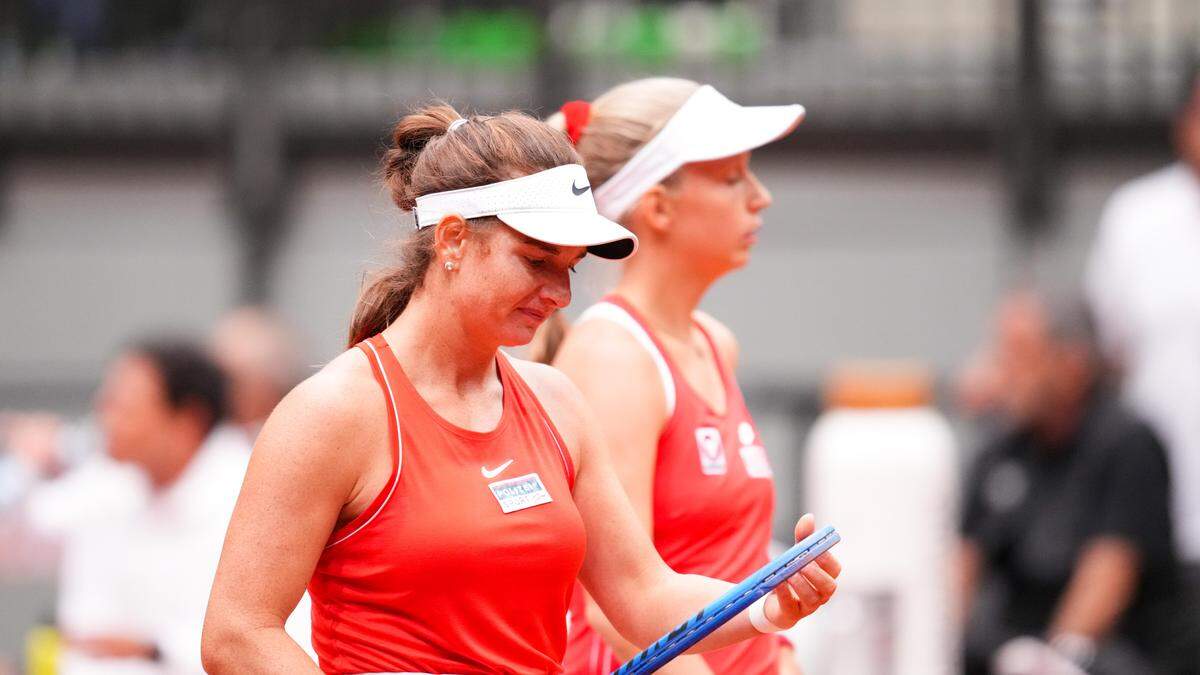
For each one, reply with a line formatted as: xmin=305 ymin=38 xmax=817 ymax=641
xmin=739 ymin=445 xmax=773 ymax=479
xmin=738 ymin=421 xmax=757 ymax=446
xmin=695 ymin=427 xmax=727 ymax=475
xmin=488 ymin=472 xmax=553 ymax=514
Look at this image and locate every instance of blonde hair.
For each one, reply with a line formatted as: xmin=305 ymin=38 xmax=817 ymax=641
xmin=546 ymin=78 xmax=701 ymax=194
xmin=347 ymin=104 xmax=579 ymax=348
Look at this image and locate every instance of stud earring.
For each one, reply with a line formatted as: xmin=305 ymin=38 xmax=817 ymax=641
xmin=445 ymin=261 xmax=456 ymax=271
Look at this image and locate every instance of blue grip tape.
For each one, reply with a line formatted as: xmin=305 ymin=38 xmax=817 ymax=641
xmin=612 ymin=525 xmax=840 ymax=675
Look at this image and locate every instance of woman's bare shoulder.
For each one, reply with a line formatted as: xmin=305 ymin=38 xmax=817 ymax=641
xmin=507 ymin=357 xmax=588 ymax=426
xmin=254 ymin=347 xmax=385 ymax=464
xmin=553 ymin=315 xmax=662 ymax=386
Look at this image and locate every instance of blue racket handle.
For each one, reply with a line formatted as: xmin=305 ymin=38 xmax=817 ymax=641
xmin=612 ymin=525 xmax=840 ymax=675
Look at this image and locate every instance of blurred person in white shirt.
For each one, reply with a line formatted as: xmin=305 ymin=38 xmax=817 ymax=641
xmin=24 ymin=338 xmax=312 ymax=674
xmin=1 ymin=307 xmax=301 ymax=513
xmin=1085 ymin=73 xmax=1200 ymax=621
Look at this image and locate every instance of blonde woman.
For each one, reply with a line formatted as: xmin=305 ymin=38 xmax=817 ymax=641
xmin=549 ymin=80 xmax=807 ymax=675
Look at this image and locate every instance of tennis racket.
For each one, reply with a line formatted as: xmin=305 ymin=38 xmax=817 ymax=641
xmin=612 ymin=525 xmax=840 ymax=675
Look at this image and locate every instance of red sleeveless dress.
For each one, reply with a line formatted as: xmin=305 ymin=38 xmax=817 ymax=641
xmin=308 ymin=334 xmax=587 ymax=674
xmin=563 ymin=296 xmax=779 ymax=675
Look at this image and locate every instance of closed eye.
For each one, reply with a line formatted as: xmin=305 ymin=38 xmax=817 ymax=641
xmin=524 ymin=249 xmax=584 ymax=274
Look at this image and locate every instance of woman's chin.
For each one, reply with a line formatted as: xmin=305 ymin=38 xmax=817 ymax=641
xmin=726 ymin=249 xmax=752 ymax=271
xmin=498 ymin=325 xmax=539 ymax=348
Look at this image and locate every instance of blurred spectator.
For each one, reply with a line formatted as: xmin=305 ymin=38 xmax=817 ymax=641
xmin=0 ymin=412 xmax=70 ymax=509
xmin=1085 ymin=72 xmax=1200 ymax=626
xmin=18 ymin=338 xmax=311 ymax=674
xmin=0 ymin=309 xmax=314 ymax=667
xmin=207 ymin=306 xmax=302 ymax=442
xmin=957 ymin=292 xmax=1194 ymax=675
xmin=22 ymin=339 xmax=244 ymax=674
xmin=0 ymin=409 xmax=106 ymax=514
xmin=0 ymin=307 xmax=299 ymax=506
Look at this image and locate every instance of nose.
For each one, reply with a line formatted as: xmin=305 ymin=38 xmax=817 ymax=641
xmin=747 ymin=170 xmax=772 ymax=212
xmin=543 ymin=270 xmax=572 ymax=310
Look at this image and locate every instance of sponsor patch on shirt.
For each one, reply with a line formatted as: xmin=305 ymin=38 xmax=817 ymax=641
xmin=739 ymin=445 xmax=773 ymax=479
xmin=488 ymin=472 xmax=553 ymax=514
xmin=738 ymin=421 xmax=757 ymax=446
xmin=695 ymin=426 xmax=727 ymax=475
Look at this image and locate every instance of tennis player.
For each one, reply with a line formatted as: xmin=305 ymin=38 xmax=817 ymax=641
xmin=200 ymin=104 xmax=839 ymax=674
xmin=547 ymin=79 xmax=806 ymax=675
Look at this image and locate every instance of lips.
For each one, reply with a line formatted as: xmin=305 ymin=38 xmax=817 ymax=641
xmin=518 ymin=307 xmax=549 ymax=322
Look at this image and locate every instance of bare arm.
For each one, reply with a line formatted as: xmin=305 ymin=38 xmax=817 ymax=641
xmin=576 ymin=432 xmax=836 ymax=654
xmin=517 ymin=361 xmax=840 ymax=655
xmin=1048 ymin=537 xmax=1140 ymax=640
xmin=555 ymin=321 xmax=714 ymax=673
xmin=202 ymin=351 xmax=386 ymax=673
xmin=1049 ymin=425 xmax=1167 ymax=643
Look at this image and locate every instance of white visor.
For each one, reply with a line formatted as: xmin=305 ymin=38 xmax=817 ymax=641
xmin=414 ymin=164 xmax=638 ymax=260
xmin=592 ymin=85 xmax=805 ymax=221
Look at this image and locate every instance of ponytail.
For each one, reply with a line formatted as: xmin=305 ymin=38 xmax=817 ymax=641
xmin=346 ymin=229 xmax=435 ymax=348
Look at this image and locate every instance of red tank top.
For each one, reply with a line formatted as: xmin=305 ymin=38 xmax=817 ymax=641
xmin=309 ymin=334 xmax=587 ymax=674
xmin=563 ymin=296 xmax=779 ymax=675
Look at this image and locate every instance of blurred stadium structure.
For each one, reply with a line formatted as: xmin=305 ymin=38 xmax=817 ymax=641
xmin=1 ymin=0 xmax=1198 ymax=666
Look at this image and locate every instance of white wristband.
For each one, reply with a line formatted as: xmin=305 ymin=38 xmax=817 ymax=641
xmin=748 ymin=596 xmax=787 ymax=634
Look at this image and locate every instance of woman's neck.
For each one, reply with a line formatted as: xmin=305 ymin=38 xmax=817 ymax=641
xmin=615 ymin=248 xmax=716 ymax=340
xmin=380 ymin=290 xmax=499 ymax=391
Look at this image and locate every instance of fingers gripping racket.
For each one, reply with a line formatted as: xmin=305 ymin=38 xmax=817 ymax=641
xmin=612 ymin=526 xmax=840 ymax=675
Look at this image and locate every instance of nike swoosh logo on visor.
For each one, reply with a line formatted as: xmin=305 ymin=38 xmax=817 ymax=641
xmin=571 ymin=181 xmax=591 ymax=196
xmin=481 ymin=459 xmax=514 ymax=479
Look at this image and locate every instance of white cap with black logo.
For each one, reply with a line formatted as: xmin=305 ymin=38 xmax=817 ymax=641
xmin=414 ymin=164 xmax=638 ymax=260
xmin=593 ymin=85 xmax=805 ymax=221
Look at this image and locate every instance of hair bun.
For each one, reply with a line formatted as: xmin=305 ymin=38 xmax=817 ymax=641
xmin=382 ymin=104 xmax=461 ymax=210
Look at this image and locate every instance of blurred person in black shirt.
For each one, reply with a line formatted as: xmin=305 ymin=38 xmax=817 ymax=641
xmin=957 ymin=291 xmax=1195 ymax=675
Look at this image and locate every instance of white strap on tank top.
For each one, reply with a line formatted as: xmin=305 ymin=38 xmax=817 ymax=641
xmin=325 ymin=339 xmax=405 ymax=549
xmin=576 ymin=302 xmax=677 ymax=417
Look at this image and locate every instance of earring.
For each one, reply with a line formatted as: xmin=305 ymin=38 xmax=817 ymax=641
xmin=445 ymin=261 xmax=456 ymax=271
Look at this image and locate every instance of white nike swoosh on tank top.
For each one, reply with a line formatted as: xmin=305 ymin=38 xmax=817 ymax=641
xmin=481 ymin=459 xmax=514 ymax=479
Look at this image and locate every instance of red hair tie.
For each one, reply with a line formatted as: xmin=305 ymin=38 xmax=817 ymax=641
xmin=560 ymin=100 xmax=592 ymax=145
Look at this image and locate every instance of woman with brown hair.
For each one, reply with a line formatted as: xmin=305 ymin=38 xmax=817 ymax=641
xmin=547 ymin=79 xmax=808 ymax=675
xmin=201 ymin=104 xmax=840 ymax=674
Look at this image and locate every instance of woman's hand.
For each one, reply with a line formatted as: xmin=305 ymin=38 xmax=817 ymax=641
xmin=764 ymin=514 xmax=841 ymax=628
